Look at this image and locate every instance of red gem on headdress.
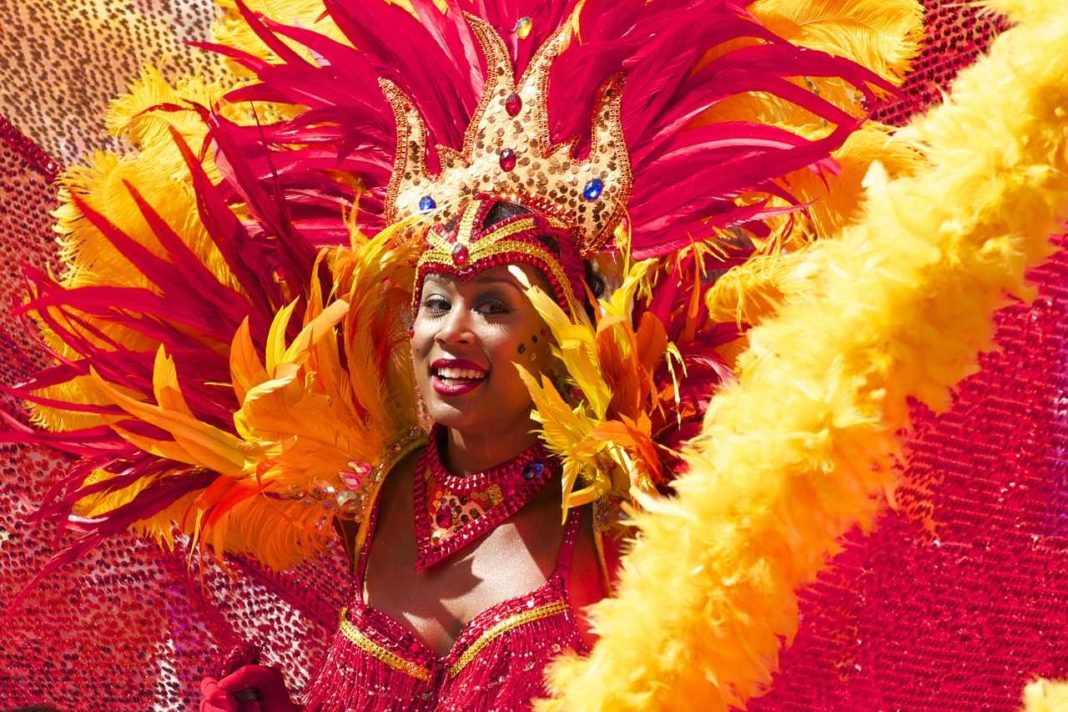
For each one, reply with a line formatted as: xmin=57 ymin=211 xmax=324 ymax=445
xmin=451 ymin=243 xmax=470 ymax=266
xmin=505 ymin=93 xmax=522 ymax=116
xmin=499 ymin=148 xmax=517 ymax=172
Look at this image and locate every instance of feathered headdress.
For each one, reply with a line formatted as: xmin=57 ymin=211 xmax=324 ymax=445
xmin=4 ymin=0 xmax=921 ymax=581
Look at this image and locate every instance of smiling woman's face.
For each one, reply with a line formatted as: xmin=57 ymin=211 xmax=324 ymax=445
xmin=411 ymin=265 xmax=555 ymax=438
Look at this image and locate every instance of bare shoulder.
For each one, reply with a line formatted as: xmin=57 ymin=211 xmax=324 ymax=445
xmin=334 ymin=445 xmax=426 ymax=572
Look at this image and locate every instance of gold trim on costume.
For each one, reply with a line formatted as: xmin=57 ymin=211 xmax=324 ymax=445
xmin=416 ymin=231 xmax=577 ymax=310
xmin=339 ymin=607 xmax=433 ymax=682
xmin=447 ymin=601 xmax=570 ymax=678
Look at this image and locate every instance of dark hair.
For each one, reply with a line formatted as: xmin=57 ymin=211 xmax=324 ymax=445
xmin=584 ymin=261 xmax=606 ymax=300
xmin=483 ymin=200 xmax=530 ymax=227
xmin=483 ymin=201 xmax=560 ymax=254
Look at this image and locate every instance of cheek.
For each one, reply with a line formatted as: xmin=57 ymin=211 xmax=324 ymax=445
xmin=529 ymin=324 xmax=553 ymax=363
xmin=515 ymin=316 xmax=551 ymax=357
xmin=489 ymin=322 xmax=551 ymax=380
xmin=410 ymin=318 xmax=435 ymax=362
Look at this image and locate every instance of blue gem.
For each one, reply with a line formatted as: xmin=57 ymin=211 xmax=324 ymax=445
xmin=522 ymin=461 xmax=545 ymax=480
xmin=418 ymin=195 xmax=436 ymax=212
xmin=582 ymin=178 xmax=604 ymax=201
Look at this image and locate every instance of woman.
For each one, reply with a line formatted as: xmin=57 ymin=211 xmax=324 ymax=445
xmin=8 ymin=0 xmax=920 ymax=709
xmin=301 ymin=209 xmax=607 ymax=709
xmin=201 ymin=200 xmax=609 ymax=711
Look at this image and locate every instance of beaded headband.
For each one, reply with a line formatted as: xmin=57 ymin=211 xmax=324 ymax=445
xmin=382 ymin=13 xmax=631 ymax=267
xmin=413 ymin=195 xmax=585 ymax=311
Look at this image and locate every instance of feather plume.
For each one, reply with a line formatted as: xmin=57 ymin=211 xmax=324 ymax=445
xmin=1021 ymin=680 xmax=1068 ymax=712
xmin=752 ymin=0 xmax=924 ymax=87
xmin=518 ymin=259 xmax=715 ymax=513
xmin=541 ymin=1 xmax=1068 ymax=707
xmin=9 ymin=106 xmax=422 ymax=578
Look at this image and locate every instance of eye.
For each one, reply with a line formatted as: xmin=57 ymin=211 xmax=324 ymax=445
xmin=475 ymin=296 xmax=511 ymax=315
xmin=421 ymin=295 xmax=450 ymax=316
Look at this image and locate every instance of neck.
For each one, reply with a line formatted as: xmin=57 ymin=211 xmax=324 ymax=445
xmin=442 ymin=421 xmax=539 ymax=475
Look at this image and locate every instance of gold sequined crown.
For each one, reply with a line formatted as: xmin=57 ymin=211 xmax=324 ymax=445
xmin=382 ymin=14 xmax=631 ymax=256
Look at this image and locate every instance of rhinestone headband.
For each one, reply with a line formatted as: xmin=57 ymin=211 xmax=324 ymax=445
xmin=413 ymin=195 xmax=585 ymax=311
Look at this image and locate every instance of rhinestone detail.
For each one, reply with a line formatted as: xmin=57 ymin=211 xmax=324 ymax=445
xmin=505 ymin=93 xmax=522 ymax=116
xmin=499 ymin=148 xmax=517 ymax=172
xmin=514 ymin=16 xmax=532 ymax=39
xmin=582 ymin=178 xmax=604 ymax=201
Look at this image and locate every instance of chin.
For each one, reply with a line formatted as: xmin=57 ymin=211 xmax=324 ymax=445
xmin=426 ymin=403 xmax=475 ymax=431
xmin=425 ymin=393 xmax=487 ymax=430
xmin=424 ymin=394 xmax=531 ymax=437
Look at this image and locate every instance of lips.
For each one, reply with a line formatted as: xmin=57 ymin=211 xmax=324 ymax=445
xmin=429 ymin=358 xmax=488 ymax=396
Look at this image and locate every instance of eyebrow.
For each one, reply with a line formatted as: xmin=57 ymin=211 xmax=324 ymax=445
xmin=471 ymin=275 xmax=521 ymax=288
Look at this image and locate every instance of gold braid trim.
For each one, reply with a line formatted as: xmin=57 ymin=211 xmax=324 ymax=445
xmin=447 ymin=601 xmax=570 ymax=678
xmin=478 ymin=217 xmax=538 ymax=243
xmin=338 ymin=607 xmax=433 ymax=683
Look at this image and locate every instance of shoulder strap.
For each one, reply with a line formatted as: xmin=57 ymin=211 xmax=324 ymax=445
xmin=553 ymin=507 xmax=584 ymax=580
xmin=354 ymin=498 xmax=383 ymax=587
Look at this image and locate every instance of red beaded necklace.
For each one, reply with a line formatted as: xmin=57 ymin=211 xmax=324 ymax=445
xmin=413 ymin=427 xmax=558 ymax=571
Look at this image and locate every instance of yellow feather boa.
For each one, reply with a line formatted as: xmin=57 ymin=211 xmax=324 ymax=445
xmin=540 ymin=1 xmax=1068 ymax=708
xmin=1022 ymin=679 xmax=1068 ymax=712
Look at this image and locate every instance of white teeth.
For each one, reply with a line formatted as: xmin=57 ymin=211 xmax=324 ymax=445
xmin=435 ymin=367 xmax=485 ymax=380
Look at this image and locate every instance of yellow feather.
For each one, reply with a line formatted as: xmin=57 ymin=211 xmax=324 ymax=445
xmin=151 ymin=346 xmax=194 ymax=418
xmin=1021 ymin=680 xmax=1068 ymax=712
xmin=91 ymin=366 xmax=250 ymax=474
xmin=522 ymin=282 xmax=613 ymax=418
xmin=281 ymin=299 xmax=350 ymax=363
xmin=752 ymin=0 xmax=924 ymax=86
xmin=265 ymin=300 xmax=299 ymax=373
xmin=29 ymin=59 xmax=264 ymax=435
xmin=229 ymin=318 xmax=268 ymax=404
xmin=542 ymin=1 xmax=1068 ymax=707
xmin=707 ymin=125 xmax=925 ymax=334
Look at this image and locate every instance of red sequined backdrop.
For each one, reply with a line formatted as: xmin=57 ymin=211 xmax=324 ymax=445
xmin=1 ymin=2 xmax=1064 ymax=710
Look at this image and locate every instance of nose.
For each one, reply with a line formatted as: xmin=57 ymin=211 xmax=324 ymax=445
xmin=435 ymin=301 xmax=474 ymax=346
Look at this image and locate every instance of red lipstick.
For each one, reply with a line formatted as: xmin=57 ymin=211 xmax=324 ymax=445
xmin=429 ymin=358 xmax=488 ymax=396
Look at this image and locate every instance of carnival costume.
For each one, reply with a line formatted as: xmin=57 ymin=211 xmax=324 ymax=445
xmin=5 ymin=0 xmax=1068 ymax=709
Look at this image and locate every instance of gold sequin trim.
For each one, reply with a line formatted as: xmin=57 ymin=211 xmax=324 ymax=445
xmin=456 ymin=198 xmax=485 ymax=245
xmin=447 ymin=601 xmax=570 ymax=678
xmin=479 ymin=217 xmax=538 ymax=244
xmin=472 ymin=239 xmax=574 ymax=302
xmin=417 ymin=232 xmax=578 ymax=308
xmin=338 ymin=607 xmax=433 ymax=682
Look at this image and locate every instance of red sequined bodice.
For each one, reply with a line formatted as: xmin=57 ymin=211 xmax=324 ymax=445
xmin=302 ymin=506 xmax=587 ymax=711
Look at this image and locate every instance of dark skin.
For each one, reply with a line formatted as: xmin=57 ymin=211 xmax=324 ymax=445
xmin=349 ymin=266 xmax=605 ymax=656
xmin=362 ymin=448 xmax=603 ymax=656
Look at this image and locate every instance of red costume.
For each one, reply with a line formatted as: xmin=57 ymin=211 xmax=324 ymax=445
xmin=2 ymin=1 xmax=1067 ymax=710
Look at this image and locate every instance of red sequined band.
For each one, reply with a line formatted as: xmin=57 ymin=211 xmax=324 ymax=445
xmin=0 ymin=116 xmax=60 ymax=182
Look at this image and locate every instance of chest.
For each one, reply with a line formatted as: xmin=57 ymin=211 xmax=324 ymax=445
xmin=360 ymin=469 xmax=567 ymax=656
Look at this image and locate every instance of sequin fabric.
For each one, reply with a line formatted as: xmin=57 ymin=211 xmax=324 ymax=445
xmin=0 ymin=0 xmax=221 ymax=166
xmin=302 ymin=509 xmax=588 ymax=710
xmin=2 ymin=2 xmax=1068 ymax=710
